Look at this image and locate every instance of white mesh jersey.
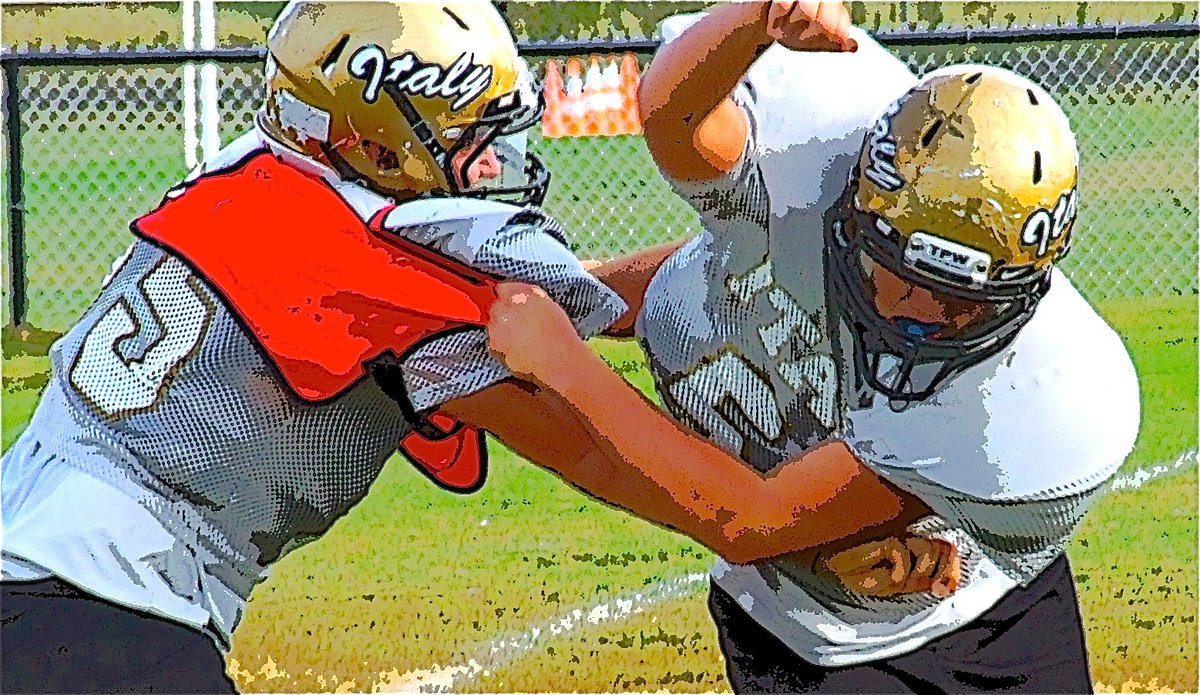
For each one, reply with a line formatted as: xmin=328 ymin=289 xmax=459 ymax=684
xmin=638 ymin=16 xmax=1140 ymax=665
xmin=1 ymin=128 xmax=625 ymax=649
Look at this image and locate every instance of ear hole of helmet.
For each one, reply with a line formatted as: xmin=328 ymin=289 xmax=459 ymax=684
xmin=320 ymin=35 xmax=350 ymax=77
xmin=920 ymin=120 xmax=942 ymax=149
xmin=362 ymin=140 xmax=402 ymax=172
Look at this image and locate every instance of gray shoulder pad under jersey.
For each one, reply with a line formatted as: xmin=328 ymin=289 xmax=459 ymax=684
xmin=377 ymin=197 xmax=625 ymax=337
xmin=374 ymin=198 xmax=628 ymax=413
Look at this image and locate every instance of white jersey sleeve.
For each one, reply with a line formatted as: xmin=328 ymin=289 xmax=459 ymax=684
xmin=846 ymin=272 xmax=1141 ymax=582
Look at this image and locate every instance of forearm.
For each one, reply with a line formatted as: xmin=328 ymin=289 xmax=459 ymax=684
xmin=639 ymin=2 xmax=770 ymax=133
xmin=445 ymin=377 xmax=763 ymax=557
xmin=639 ymin=2 xmax=770 ymax=179
xmin=590 ymin=240 xmax=687 ymax=338
xmin=538 ymin=341 xmax=911 ymax=562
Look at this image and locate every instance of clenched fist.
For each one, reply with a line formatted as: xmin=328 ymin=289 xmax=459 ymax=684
xmin=824 ymin=535 xmax=960 ymax=598
xmin=763 ymin=1 xmax=857 ymax=53
xmin=486 ymin=282 xmax=582 ymax=385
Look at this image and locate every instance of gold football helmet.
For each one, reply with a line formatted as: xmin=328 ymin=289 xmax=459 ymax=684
xmin=832 ymin=65 xmax=1080 ymax=401
xmin=258 ymin=1 xmax=548 ymax=205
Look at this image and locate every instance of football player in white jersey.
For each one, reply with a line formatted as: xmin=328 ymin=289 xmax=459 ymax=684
xmin=1 ymin=3 xmax=954 ymax=692
xmin=485 ymin=1 xmax=1140 ymax=693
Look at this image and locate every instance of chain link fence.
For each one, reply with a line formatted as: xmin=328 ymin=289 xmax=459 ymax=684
xmin=3 ymin=30 xmax=1196 ymax=332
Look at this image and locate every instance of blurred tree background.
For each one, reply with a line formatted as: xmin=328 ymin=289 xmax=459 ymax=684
xmin=3 ymin=2 xmax=1195 ymax=51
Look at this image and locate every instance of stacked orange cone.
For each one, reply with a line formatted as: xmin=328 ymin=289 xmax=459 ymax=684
xmin=616 ymin=53 xmax=642 ymax=135
xmin=541 ymin=59 xmax=566 ymax=138
xmin=583 ymin=57 xmax=604 ymax=136
xmin=541 ymin=54 xmax=642 ymax=137
xmin=563 ymin=57 xmax=585 ymax=137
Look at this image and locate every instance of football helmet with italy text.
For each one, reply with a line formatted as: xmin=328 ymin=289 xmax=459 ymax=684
xmin=258 ymin=1 xmax=548 ymax=205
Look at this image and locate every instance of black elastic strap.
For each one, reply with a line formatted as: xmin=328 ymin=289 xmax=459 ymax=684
xmin=372 ymin=362 xmax=461 ymax=441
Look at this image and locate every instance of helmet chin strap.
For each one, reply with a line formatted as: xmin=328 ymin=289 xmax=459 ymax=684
xmin=315 ymin=141 xmax=428 ymax=202
xmin=318 ymin=141 xmax=367 ymax=186
xmin=890 ymin=319 xmax=944 ymax=409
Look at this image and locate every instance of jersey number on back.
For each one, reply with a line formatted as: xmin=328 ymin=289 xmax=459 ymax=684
xmin=69 ymin=257 xmax=216 ymax=418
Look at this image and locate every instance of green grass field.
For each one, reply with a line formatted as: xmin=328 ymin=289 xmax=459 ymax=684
xmin=2 ymin=36 xmax=1197 ymax=692
xmin=3 ymin=295 xmax=1196 ymax=693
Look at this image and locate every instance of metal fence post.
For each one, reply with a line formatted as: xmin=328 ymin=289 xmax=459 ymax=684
xmin=3 ymin=58 xmax=26 ymax=328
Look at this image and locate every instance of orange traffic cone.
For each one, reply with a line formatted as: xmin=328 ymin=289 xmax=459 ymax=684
xmin=600 ymin=57 xmax=622 ymax=135
xmin=617 ymin=53 xmax=642 ymax=135
xmin=541 ymin=59 xmax=565 ymax=138
xmin=563 ymin=57 xmax=585 ymax=137
xmin=582 ymin=56 xmax=604 ymax=136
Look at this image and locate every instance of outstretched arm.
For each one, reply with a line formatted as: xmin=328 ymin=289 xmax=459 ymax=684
xmin=640 ymin=1 xmax=856 ymax=181
xmin=587 ymin=240 xmax=687 ymax=338
xmin=480 ymin=283 xmax=936 ymax=565
xmin=445 ymin=376 xmax=957 ymax=594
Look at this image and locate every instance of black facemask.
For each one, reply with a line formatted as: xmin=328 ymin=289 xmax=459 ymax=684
xmin=828 ymin=200 xmax=1050 ymax=404
xmin=385 ymin=78 xmax=551 ymax=208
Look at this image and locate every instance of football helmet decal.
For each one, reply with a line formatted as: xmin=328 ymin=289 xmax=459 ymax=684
xmin=832 ymin=65 xmax=1080 ymax=402
xmin=347 ymin=46 xmax=495 ymax=111
xmin=259 ymin=1 xmax=548 ymax=206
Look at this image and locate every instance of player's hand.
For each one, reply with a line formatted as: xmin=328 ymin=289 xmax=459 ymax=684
xmin=763 ymin=1 xmax=857 ymax=53
xmin=487 ymin=282 xmax=582 ymax=385
xmin=823 ymin=535 xmax=960 ymax=598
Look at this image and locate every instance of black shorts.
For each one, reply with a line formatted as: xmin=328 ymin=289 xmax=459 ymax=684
xmin=1 ymin=577 xmax=237 ymax=694
xmin=709 ymin=554 xmax=1092 ymax=694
